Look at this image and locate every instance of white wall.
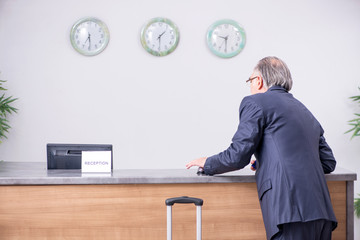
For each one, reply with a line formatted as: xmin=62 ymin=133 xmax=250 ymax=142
xmin=0 ymin=0 xmax=359 ymax=236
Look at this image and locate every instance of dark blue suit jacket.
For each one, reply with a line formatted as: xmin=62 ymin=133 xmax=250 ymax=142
xmin=204 ymin=86 xmax=337 ymax=239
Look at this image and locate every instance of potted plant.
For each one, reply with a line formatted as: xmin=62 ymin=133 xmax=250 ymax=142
xmin=0 ymin=79 xmax=18 ymax=143
xmin=346 ymin=87 xmax=360 ymax=218
xmin=346 ymin=87 xmax=360 ymax=138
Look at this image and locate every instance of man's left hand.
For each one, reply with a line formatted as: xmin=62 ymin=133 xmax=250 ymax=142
xmin=250 ymin=159 xmax=257 ymax=171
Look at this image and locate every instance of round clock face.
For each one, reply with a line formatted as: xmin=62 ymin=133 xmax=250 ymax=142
xmin=140 ymin=18 xmax=180 ymax=57
xmin=206 ymin=19 xmax=246 ymax=58
xmin=70 ymin=17 xmax=110 ymax=56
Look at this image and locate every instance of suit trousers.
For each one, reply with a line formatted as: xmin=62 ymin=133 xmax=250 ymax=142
xmin=271 ymin=219 xmax=333 ymax=240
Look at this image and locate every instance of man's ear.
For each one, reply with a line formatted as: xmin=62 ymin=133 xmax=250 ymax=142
xmin=257 ymin=77 xmax=264 ymax=90
xmin=258 ymin=77 xmax=268 ymax=92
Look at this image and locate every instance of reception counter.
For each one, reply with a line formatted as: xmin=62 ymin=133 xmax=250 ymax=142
xmin=0 ymin=162 xmax=356 ymax=239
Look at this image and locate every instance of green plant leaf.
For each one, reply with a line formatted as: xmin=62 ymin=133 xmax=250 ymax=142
xmin=355 ymin=195 xmax=360 ymax=218
xmin=354 ymin=128 xmax=360 ymax=135
xmin=350 ymin=96 xmax=360 ymax=101
xmin=348 ymin=119 xmax=360 ymax=123
xmin=346 ymin=87 xmax=360 ymax=139
xmin=0 ymin=94 xmax=18 ymax=117
xmin=0 ymin=80 xmax=5 ymax=91
xmin=0 ymin=79 xmax=18 ymax=142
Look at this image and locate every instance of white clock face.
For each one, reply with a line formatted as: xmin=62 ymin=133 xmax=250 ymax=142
xmin=207 ymin=20 xmax=246 ymax=58
xmin=70 ymin=18 xmax=110 ymax=56
xmin=141 ymin=18 xmax=179 ymax=56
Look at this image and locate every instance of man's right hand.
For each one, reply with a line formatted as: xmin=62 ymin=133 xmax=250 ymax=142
xmin=186 ymin=157 xmax=207 ymax=169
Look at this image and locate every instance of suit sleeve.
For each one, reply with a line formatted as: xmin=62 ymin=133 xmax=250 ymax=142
xmin=319 ymin=127 xmax=336 ymax=174
xmin=204 ymin=97 xmax=264 ymax=175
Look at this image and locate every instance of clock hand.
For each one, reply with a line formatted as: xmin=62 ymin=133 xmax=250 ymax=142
xmin=157 ymin=31 xmax=166 ymax=50
xmin=224 ymin=35 xmax=228 ymax=52
xmin=218 ymin=35 xmax=229 ymax=52
xmin=219 ymin=39 xmax=225 ymax=49
xmin=157 ymin=31 xmax=166 ymax=40
xmin=84 ymin=35 xmax=89 ymax=44
xmin=84 ymin=33 xmax=91 ymax=44
xmin=87 ymin=33 xmax=91 ymax=50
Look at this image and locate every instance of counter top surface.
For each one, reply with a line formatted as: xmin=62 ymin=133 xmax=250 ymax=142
xmin=0 ymin=162 xmax=356 ymax=185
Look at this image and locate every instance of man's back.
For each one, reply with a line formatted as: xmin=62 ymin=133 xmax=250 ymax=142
xmin=247 ymin=86 xmax=337 ymax=239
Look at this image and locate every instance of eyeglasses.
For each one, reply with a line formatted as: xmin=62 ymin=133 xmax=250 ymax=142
xmin=246 ymin=76 xmax=258 ymax=83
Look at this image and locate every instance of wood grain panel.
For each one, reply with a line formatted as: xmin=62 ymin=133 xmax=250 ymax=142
xmin=0 ymin=181 xmax=346 ymax=239
xmin=328 ymin=181 xmax=347 ymax=240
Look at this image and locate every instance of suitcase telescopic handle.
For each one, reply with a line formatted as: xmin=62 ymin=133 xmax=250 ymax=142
xmin=165 ymin=196 xmax=203 ymax=206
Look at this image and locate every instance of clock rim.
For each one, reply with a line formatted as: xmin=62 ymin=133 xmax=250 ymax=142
xmin=206 ymin=19 xmax=246 ymax=58
xmin=70 ymin=17 xmax=110 ymax=56
xmin=140 ymin=17 xmax=180 ymax=57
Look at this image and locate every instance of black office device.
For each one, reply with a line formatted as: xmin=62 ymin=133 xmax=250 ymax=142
xmin=47 ymin=143 xmax=113 ymax=170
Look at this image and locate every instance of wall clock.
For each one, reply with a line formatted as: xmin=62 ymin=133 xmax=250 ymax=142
xmin=140 ymin=17 xmax=180 ymax=57
xmin=70 ymin=17 xmax=110 ymax=56
xmin=206 ymin=19 xmax=246 ymax=58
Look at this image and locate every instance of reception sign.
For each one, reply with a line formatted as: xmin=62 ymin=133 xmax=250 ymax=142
xmin=81 ymin=151 xmax=112 ymax=173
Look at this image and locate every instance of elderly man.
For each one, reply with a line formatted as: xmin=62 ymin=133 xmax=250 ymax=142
xmin=186 ymin=56 xmax=337 ymax=240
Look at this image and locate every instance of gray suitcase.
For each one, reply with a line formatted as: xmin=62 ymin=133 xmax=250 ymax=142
xmin=165 ymin=196 xmax=204 ymax=240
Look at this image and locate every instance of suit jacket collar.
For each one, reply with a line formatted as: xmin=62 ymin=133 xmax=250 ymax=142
xmin=268 ymin=85 xmax=288 ymax=93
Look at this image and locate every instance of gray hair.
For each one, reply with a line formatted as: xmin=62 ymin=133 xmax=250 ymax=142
xmin=254 ymin=56 xmax=293 ymax=91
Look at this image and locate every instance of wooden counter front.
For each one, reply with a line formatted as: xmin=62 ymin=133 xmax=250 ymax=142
xmin=0 ymin=181 xmax=347 ymax=240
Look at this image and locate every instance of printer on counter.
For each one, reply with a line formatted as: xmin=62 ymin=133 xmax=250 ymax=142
xmin=47 ymin=143 xmax=113 ymax=170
